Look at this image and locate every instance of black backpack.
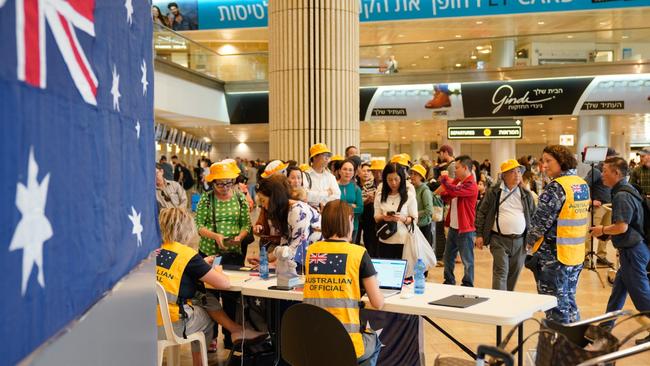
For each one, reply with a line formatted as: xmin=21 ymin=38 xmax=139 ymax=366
xmin=619 ymin=186 xmax=650 ymax=243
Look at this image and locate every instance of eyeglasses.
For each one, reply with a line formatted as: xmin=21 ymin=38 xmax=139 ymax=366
xmin=213 ymin=181 xmax=234 ymax=188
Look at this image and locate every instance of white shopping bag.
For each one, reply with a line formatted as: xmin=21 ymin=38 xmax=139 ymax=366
xmin=402 ymin=225 xmax=437 ymax=277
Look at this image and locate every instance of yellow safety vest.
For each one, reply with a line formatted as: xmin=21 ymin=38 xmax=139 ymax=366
xmin=532 ymin=175 xmax=590 ymax=265
xmin=156 ymin=241 xmax=196 ymax=326
xmin=303 ymin=241 xmax=367 ymax=359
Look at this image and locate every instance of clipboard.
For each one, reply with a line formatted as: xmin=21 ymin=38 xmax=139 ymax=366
xmin=428 ymin=294 xmax=488 ymax=308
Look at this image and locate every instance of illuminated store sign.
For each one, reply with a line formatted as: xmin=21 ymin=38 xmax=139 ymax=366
xmin=153 ymin=0 xmax=650 ymax=30
xmin=447 ymin=119 xmax=522 ymax=140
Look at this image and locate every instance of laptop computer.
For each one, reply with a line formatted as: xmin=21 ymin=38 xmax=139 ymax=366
xmin=371 ymin=259 xmax=408 ymax=298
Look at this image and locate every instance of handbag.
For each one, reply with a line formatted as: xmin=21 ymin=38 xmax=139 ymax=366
xmin=499 ymin=312 xmax=650 ymax=366
xmin=403 ymin=224 xmax=437 ymax=277
xmin=376 ymin=199 xmax=406 ymax=240
xmin=431 ymin=193 xmax=444 ymax=222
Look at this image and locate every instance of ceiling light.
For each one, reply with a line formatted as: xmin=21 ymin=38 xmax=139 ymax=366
xmin=622 ymin=35 xmax=629 ymax=39
xmin=411 ymin=63 xmax=417 ymax=66
xmin=401 ymin=136 xmax=406 ymax=139
xmin=570 ymin=117 xmax=577 ymax=121
xmin=386 ymin=45 xmax=392 ymax=49
xmin=540 ymin=130 xmax=546 ymax=132
xmin=470 ymin=55 xmax=477 ymax=60
xmin=455 ymin=34 xmax=462 ymax=38
xmin=537 ymin=21 xmax=545 ymax=25
xmin=537 ymin=122 xmax=544 ymax=125
xmin=455 ymin=63 xmax=462 ymax=67
xmin=567 ymin=35 xmax=574 ymax=39
xmin=599 ymin=22 xmax=607 ymax=26
xmin=476 ymin=46 xmax=483 ymax=50
xmin=475 ymin=21 xmax=483 ymax=25
xmin=479 ymin=49 xmax=491 ymax=54
xmin=398 ymin=34 xmax=405 ymax=38
xmin=423 ymin=55 xmax=430 ymax=59
xmin=376 ymin=55 xmax=381 ymax=58
xmin=438 ymin=46 xmax=445 ymax=50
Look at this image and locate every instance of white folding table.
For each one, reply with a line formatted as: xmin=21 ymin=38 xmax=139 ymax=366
xmin=218 ymin=270 xmax=557 ymax=365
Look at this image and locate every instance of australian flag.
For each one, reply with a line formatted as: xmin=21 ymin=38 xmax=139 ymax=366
xmin=309 ymin=253 xmax=347 ymax=275
xmin=571 ymin=183 xmax=590 ymax=201
xmin=0 ymin=0 xmax=159 ymax=364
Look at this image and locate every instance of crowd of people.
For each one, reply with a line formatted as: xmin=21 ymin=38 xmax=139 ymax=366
xmin=155 ymin=143 xmax=650 ymax=366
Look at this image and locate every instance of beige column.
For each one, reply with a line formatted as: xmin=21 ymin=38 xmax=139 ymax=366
xmin=268 ymin=1 xmax=360 ymax=162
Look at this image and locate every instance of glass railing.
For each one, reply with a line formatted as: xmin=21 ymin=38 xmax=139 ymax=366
xmin=154 ymin=24 xmax=650 ymax=82
xmin=360 ymin=27 xmax=650 ymax=74
xmin=153 ymin=23 xmax=268 ymax=82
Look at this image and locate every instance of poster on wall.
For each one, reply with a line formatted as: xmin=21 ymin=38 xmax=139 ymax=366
xmin=153 ymin=0 xmax=199 ymax=30
xmin=361 ymin=74 xmax=650 ymax=121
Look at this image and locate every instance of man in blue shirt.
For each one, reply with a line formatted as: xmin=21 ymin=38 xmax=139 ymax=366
xmin=589 ymin=157 xmax=650 ymax=343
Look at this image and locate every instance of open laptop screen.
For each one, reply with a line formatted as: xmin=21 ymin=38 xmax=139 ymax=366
xmin=371 ymin=259 xmax=407 ymax=290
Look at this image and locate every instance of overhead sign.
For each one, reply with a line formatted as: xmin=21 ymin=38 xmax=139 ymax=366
xmin=560 ymin=134 xmax=575 ymax=146
xmin=153 ymin=0 xmax=650 ymax=30
xmin=447 ymin=119 xmax=522 ymax=140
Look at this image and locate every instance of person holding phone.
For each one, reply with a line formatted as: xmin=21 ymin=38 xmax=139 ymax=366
xmin=195 ymin=162 xmax=251 ymax=266
xmin=373 ymin=163 xmax=418 ymax=259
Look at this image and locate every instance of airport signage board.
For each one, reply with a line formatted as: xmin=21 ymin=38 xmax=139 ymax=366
xmin=154 ymin=0 xmax=650 ymax=30
xmin=447 ymin=119 xmax=523 ymax=140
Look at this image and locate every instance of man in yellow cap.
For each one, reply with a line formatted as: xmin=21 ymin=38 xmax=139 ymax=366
xmin=306 ymin=143 xmax=340 ymax=209
xmin=410 ymin=164 xmax=434 ymax=246
xmin=475 ymin=159 xmax=536 ymax=291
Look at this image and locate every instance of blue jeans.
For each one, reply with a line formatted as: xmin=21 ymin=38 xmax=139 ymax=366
xmin=443 ymin=228 xmax=475 ymax=287
xmin=358 ymin=331 xmax=382 ymax=366
xmin=606 ymin=242 xmax=650 ymax=323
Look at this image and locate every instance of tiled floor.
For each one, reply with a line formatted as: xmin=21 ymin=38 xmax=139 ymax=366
xmin=171 ymin=241 xmax=649 ymax=365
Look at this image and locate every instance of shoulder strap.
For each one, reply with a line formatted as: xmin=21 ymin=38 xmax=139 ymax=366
xmin=496 ymin=187 xmax=519 ymax=234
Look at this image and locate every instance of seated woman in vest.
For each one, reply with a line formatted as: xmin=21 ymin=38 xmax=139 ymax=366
xmin=304 ymin=200 xmax=385 ymax=366
xmin=525 ymin=145 xmax=589 ymax=323
xmin=157 ymin=208 xmax=265 ymax=366
xmin=249 ymin=174 xmax=322 ymax=271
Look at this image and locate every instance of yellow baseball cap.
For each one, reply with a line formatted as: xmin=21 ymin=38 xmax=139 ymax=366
xmin=309 ymin=143 xmax=332 ymax=158
xmin=261 ymin=160 xmax=289 ymax=178
xmin=330 ymin=154 xmax=344 ymax=162
xmin=206 ymin=162 xmax=239 ymax=182
xmin=500 ymin=159 xmax=524 ymax=174
xmin=369 ymin=158 xmax=386 ymax=171
xmin=411 ymin=164 xmax=427 ymax=179
xmin=390 ymin=154 xmax=410 ymax=167
xmin=221 ymin=158 xmax=241 ymax=175
xmin=299 ymin=163 xmax=310 ymax=172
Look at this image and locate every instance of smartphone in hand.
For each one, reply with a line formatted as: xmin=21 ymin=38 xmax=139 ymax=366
xmin=212 ymin=255 xmax=222 ymax=268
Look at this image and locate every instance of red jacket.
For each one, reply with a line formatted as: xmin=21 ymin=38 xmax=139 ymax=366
xmin=440 ymin=174 xmax=478 ymax=234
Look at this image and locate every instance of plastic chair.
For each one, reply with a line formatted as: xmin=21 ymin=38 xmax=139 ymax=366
xmin=155 ymin=282 xmax=208 ymax=366
xmin=280 ymin=303 xmax=358 ymax=366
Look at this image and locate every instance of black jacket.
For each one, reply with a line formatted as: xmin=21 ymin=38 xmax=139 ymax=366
xmin=475 ymin=183 xmax=536 ymax=244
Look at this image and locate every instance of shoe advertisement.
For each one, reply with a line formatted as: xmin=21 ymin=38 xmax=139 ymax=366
xmin=361 ymin=74 xmax=650 ymax=121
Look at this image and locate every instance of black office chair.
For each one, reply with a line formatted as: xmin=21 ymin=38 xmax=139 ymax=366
xmin=280 ymin=303 xmax=358 ymax=366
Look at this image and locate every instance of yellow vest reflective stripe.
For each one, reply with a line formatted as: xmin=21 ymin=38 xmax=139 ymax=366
xmin=555 ymin=176 xmax=590 ymax=265
xmin=303 ymin=241 xmax=366 ymax=359
xmin=156 ymin=241 xmax=196 ymax=326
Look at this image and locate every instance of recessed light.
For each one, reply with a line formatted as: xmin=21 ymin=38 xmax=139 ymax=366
xmin=401 ymin=136 xmax=406 ymax=139
xmin=537 ymin=21 xmax=545 ymax=25
xmin=537 ymin=122 xmax=544 ymax=125
xmin=479 ymin=49 xmax=491 ymax=54
xmin=423 ymin=55 xmax=430 ymax=59
xmin=470 ymin=55 xmax=477 ymax=60
xmin=567 ymin=35 xmax=574 ymax=39
xmin=455 ymin=63 xmax=462 ymax=67
xmin=398 ymin=34 xmax=405 ymax=38
xmin=386 ymin=45 xmax=392 ymax=49
xmin=411 ymin=63 xmax=417 ymax=67
xmin=622 ymin=35 xmax=629 ymax=39
xmin=455 ymin=34 xmax=462 ymax=38
xmin=376 ymin=55 xmax=381 ymax=58
xmin=476 ymin=46 xmax=483 ymax=50
xmin=476 ymin=21 xmax=483 ymax=25
xmin=540 ymin=130 xmax=546 ymax=132
xmin=438 ymin=46 xmax=445 ymax=50
xmin=599 ymin=22 xmax=607 ymax=26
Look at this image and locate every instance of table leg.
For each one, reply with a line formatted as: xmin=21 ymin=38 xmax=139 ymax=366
xmin=423 ymin=316 xmax=477 ymax=359
xmin=496 ymin=325 xmax=502 ymax=345
xmin=518 ymin=323 xmax=524 ymax=366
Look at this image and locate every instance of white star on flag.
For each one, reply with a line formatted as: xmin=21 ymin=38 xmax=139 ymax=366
xmin=9 ymin=147 xmax=53 ymax=295
xmin=365 ymin=321 xmax=384 ymax=346
xmin=125 ymin=0 xmax=133 ymax=25
xmin=135 ymin=120 xmax=140 ymax=139
xmin=140 ymin=59 xmax=148 ymax=96
xmin=128 ymin=206 xmax=143 ymax=247
xmin=255 ymin=298 xmax=262 ymax=307
xmin=0 ymin=0 xmax=6 ymax=9
xmin=111 ymin=65 xmax=121 ymax=111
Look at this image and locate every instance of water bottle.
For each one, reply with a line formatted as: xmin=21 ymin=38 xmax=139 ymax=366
xmin=414 ymin=259 xmax=426 ymax=295
xmin=259 ymin=246 xmax=269 ymax=280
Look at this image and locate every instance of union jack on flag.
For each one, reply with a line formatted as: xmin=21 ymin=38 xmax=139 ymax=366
xmin=309 ymin=253 xmax=327 ymax=265
xmin=571 ymin=183 xmax=590 ymax=201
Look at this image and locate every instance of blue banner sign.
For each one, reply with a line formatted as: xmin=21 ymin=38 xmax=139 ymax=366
xmin=153 ymin=0 xmax=650 ymax=30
